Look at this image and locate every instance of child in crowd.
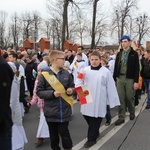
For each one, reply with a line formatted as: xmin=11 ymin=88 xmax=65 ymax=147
xmin=75 ymin=51 xmax=120 ymax=148
xmin=70 ymin=52 xmax=86 ymax=84
xmin=8 ymin=62 xmax=27 ymax=150
xmin=36 ymin=50 xmax=74 ymax=150
xmin=28 ymin=61 xmax=49 ymax=146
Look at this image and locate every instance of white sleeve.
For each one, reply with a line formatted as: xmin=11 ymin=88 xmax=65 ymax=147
xmin=75 ymin=68 xmax=85 ymax=87
xmin=106 ymin=71 xmax=120 ymax=108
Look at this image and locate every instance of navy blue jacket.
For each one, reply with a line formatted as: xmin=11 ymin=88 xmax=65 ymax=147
xmin=36 ymin=68 xmax=74 ymax=122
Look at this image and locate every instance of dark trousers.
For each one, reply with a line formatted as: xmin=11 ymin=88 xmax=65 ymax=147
xmin=47 ymin=121 xmax=72 ymax=150
xmin=26 ymin=79 xmax=35 ymax=97
xmin=0 ymin=128 xmax=12 ymax=150
xmin=105 ymin=105 xmax=112 ymax=121
xmin=134 ymin=89 xmax=141 ymax=106
xmin=83 ymin=115 xmax=102 ymax=142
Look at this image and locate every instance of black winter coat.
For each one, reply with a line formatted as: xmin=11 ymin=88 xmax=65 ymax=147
xmin=0 ymin=56 xmax=13 ymax=131
xmin=113 ymin=47 xmax=139 ymax=83
xmin=25 ymin=60 xmax=37 ymax=80
xmin=36 ymin=68 xmax=74 ymax=122
xmin=141 ymin=58 xmax=150 ymax=79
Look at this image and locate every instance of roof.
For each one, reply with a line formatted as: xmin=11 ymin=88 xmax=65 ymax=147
xmin=65 ymin=40 xmax=73 ymax=44
xmin=73 ymin=43 xmax=80 ymax=47
xmin=40 ymin=38 xmax=50 ymax=42
xmin=26 ymin=38 xmax=35 ymax=43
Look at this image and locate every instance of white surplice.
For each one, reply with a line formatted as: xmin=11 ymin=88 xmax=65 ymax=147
xmin=75 ymin=66 xmax=120 ymax=118
xmin=10 ymin=76 xmax=28 ymax=150
xmin=70 ymin=60 xmax=86 ymax=83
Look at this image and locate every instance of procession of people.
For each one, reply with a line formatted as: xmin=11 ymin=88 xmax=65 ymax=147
xmin=0 ymin=35 xmax=150 ymax=150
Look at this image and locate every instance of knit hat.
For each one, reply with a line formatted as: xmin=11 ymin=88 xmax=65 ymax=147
xmin=37 ymin=61 xmax=48 ymax=71
xmin=120 ymin=35 xmax=131 ymax=41
xmin=8 ymin=62 xmax=16 ymax=73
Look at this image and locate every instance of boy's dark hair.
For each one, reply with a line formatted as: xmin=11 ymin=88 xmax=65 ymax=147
xmin=78 ymin=46 xmax=84 ymax=50
xmin=105 ymin=51 xmax=110 ymax=55
xmin=77 ymin=52 xmax=82 ymax=57
xmin=26 ymin=55 xmax=32 ymax=60
xmin=9 ymin=51 xmax=18 ymax=60
xmin=18 ymin=54 xmax=24 ymax=59
xmin=68 ymin=49 xmax=72 ymax=52
xmin=3 ymin=52 xmax=8 ymax=59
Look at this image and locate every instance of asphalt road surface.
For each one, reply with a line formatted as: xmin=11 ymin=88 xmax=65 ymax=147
xmin=24 ymin=94 xmax=150 ymax=150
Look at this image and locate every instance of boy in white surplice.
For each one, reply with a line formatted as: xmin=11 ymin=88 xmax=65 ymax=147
xmin=75 ymin=51 xmax=120 ymax=148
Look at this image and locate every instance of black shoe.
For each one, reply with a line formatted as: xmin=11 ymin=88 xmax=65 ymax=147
xmin=105 ymin=119 xmax=111 ymax=126
xmin=84 ymin=141 xmax=96 ymax=148
xmin=145 ymin=105 xmax=150 ymax=109
xmin=115 ymin=119 xmax=125 ymax=126
xmin=130 ymin=114 xmax=135 ymax=120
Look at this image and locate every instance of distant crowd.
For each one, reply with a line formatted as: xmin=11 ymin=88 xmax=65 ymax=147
xmin=1 ymin=35 xmax=150 ymax=150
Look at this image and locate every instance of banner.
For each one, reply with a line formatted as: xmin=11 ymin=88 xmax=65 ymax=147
xmin=75 ymin=85 xmax=93 ymax=105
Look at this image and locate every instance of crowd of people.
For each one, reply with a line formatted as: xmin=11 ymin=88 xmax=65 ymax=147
xmin=0 ymin=35 xmax=150 ymax=150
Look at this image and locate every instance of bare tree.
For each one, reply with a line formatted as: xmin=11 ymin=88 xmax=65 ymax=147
xmin=67 ymin=9 xmax=87 ymax=45
xmin=46 ymin=0 xmax=63 ymax=49
xmin=21 ymin=12 xmax=34 ymax=40
xmin=95 ymin=18 xmax=108 ymax=46
xmin=46 ymin=0 xmax=79 ymax=50
xmin=44 ymin=20 xmax=52 ymax=38
xmin=0 ymin=11 xmax=7 ymax=49
xmin=91 ymin=0 xmax=99 ymax=49
xmin=4 ymin=27 xmax=12 ymax=48
xmin=111 ymin=0 xmax=138 ymax=43
xmin=62 ymin=0 xmax=69 ymax=49
xmin=32 ymin=11 xmax=42 ymax=49
xmin=51 ymin=18 xmax=62 ymax=50
xmin=61 ymin=0 xmax=79 ymax=50
xmin=10 ymin=12 xmax=21 ymax=49
xmin=133 ymin=14 xmax=150 ymax=47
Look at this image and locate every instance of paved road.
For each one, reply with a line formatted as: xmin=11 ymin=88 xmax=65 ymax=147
xmin=24 ymin=94 xmax=150 ymax=150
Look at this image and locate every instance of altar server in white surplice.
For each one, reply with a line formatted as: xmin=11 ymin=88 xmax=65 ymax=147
xmin=70 ymin=52 xmax=86 ymax=83
xmin=75 ymin=51 xmax=120 ymax=148
xmin=8 ymin=62 xmax=27 ymax=150
xmin=72 ymin=46 xmax=89 ymax=66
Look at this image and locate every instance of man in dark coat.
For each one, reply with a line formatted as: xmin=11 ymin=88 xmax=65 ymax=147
xmin=25 ymin=55 xmax=37 ymax=99
xmin=0 ymin=50 xmax=14 ymax=150
xmin=113 ymin=35 xmax=139 ymax=126
xmin=141 ymin=50 xmax=150 ymax=109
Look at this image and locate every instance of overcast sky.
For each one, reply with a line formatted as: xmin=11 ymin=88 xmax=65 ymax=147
xmin=0 ymin=0 xmax=150 ymax=18
xmin=0 ymin=0 xmax=149 ymax=45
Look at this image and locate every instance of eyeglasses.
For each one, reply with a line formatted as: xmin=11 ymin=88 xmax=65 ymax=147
xmin=57 ymin=58 xmax=65 ymax=60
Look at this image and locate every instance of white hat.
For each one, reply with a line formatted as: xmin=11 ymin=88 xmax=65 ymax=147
xmin=37 ymin=61 xmax=48 ymax=71
xmin=8 ymin=62 xmax=16 ymax=73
